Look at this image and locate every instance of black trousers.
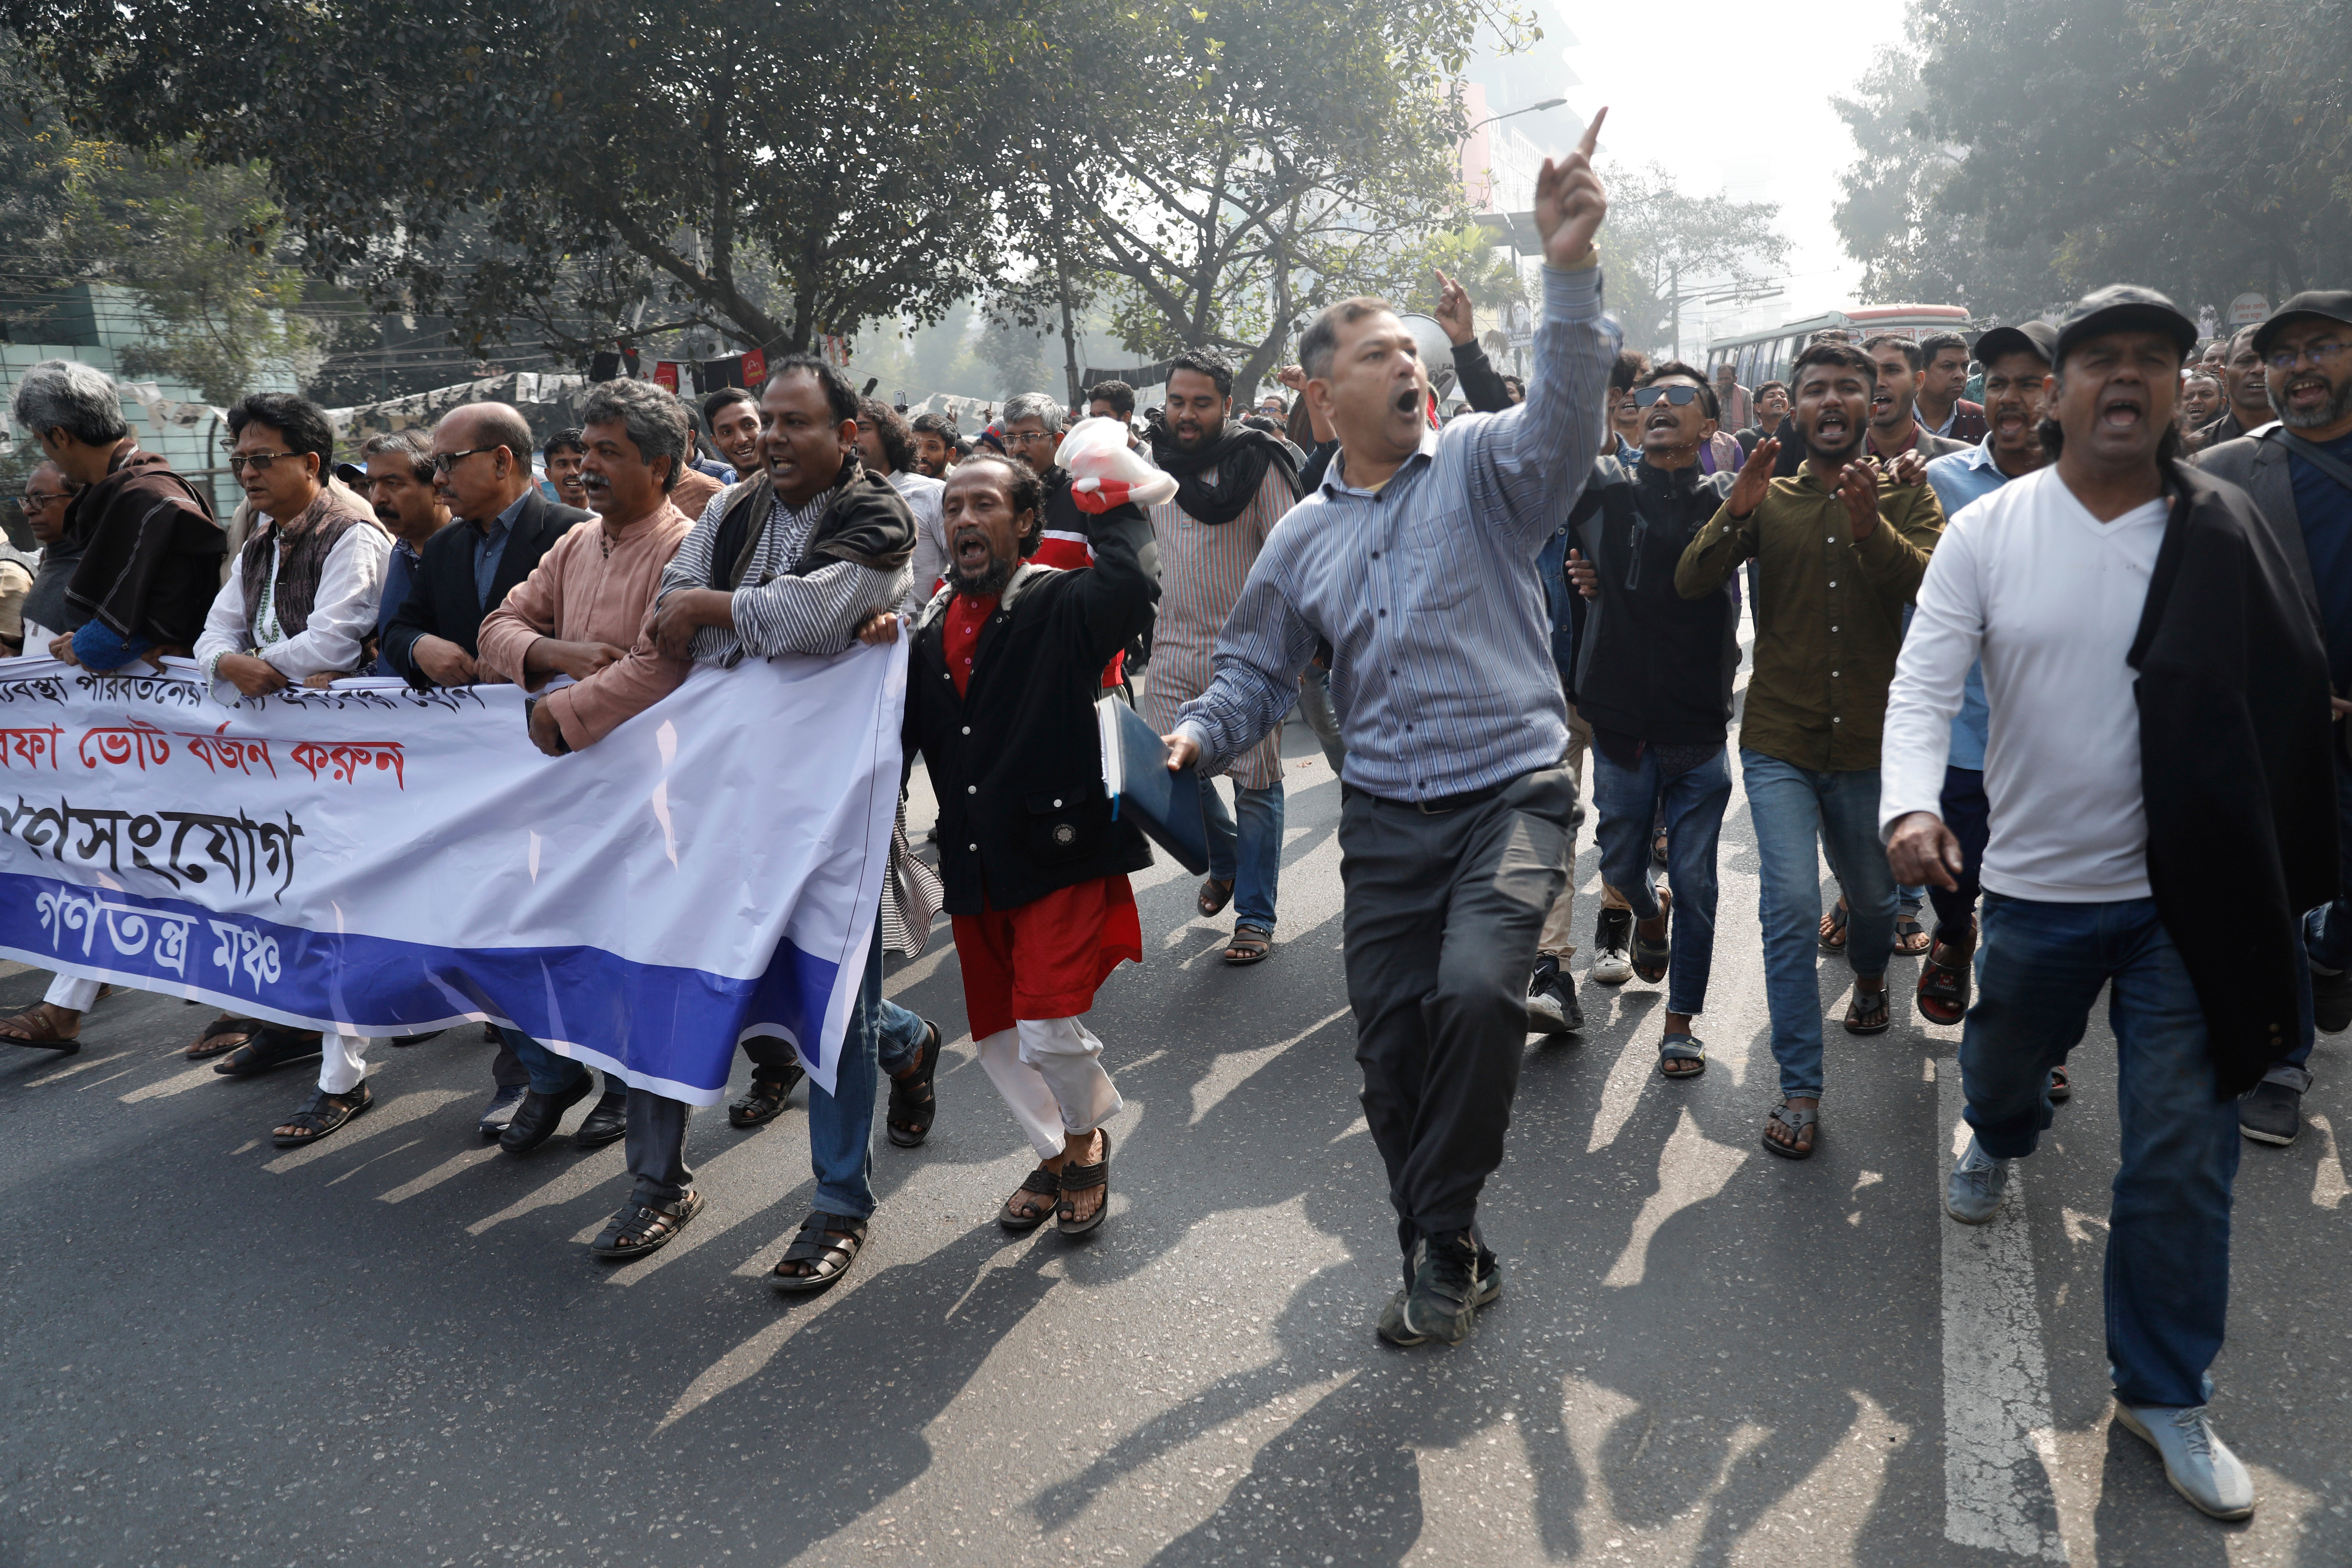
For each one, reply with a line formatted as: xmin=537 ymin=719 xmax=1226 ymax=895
xmin=1338 ymin=765 xmax=1578 ymax=1253
xmin=1925 ymin=765 xmax=1991 ymax=943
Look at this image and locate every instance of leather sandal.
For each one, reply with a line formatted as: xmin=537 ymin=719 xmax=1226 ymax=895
xmin=1818 ymin=898 xmax=1850 ymax=953
xmin=1000 ymin=1165 xmax=1061 ymax=1232
xmin=187 ymin=1015 xmax=267 ymax=1060
xmin=590 ymin=1191 xmax=703 ymax=1261
xmin=886 ymin=1021 xmax=941 ymax=1148
xmin=1196 ymin=877 xmax=1234 ymax=918
xmin=0 ymin=1006 xmax=80 ymax=1054
xmin=1658 ymin=1034 xmax=1706 ymax=1079
xmin=1843 ymin=986 xmax=1891 ymax=1036
xmin=1222 ymin=924 xmax=1273 ymax=965
xmin=1762 ymin=1100 xmax=1819 ymax=1160
xmin=1057 ymin=1129 xmax=1112 ymax=1237
xmin=1917 ymin=920 xmax=1976 ymax=1026
xmin=729 ymin=1065 xmax=804 ymax=1128
xmin=271 ymin=1082 xmax=373 ymax=1147
xmin=769 ymin=1211 xmax=868 ymax=1294
xmin=1893 ymin=912 xmax=1932 ymax=956
xmin=212 ymin=1026 xmax=326 ymax=1077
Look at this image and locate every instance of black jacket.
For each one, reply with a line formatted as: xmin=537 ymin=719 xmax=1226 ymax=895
xmin=1568 ymin=457 xmax=1741 ymax=745
xmin=383 ymin=490 xmax=592 ymax=684
xmin=904 ymin=503 xmax=1160 ymax=914
xmin=2130 ymin=461 xmax=2339 ymax=1097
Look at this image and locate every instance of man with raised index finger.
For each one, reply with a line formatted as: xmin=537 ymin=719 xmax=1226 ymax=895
xmin=1164 ymin=109 xmax=1618 ymax=1350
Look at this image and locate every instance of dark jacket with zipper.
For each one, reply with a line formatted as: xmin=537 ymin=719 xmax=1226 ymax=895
xmin=1568 ymin=456 xmax=1740 ymax=744
xmin=904 ymin=502 xmax=1160 ymax=915
xmin=384 ymin=490 xmax=591 ymax=684
xmin=2129 ymin=460 xmax=2338 ymax=1098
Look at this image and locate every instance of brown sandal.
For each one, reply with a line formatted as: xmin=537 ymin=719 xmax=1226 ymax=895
xmin=999 ymin=1166 xmax=1061 ymax=1232
xmin=0 ymin=1007 xmax=79 ymax=1053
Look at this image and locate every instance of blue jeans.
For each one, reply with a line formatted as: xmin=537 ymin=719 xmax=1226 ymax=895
xmin=1961 ymin=893 xmax=2240 ymax=1408
xmin=1202 ymin=776 xmax=1285 ymax=932
xmin=1592 ymin=744 xmax=1731 ymax=1016
xmin=502 ymin=1027 xmax=620 ymax=1099
xmin=1739 ymin=750 xmax=1896 ymax=1100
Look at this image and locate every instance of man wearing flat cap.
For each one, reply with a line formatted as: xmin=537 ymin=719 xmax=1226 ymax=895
xmin=2198 ymin=289 xmax=2352 ymax=1147
xmin=1882 ymin=284 xmax=2336 ymax=1524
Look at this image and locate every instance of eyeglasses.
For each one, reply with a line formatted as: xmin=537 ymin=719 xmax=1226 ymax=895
xmin=1632 ymin=385 xmax=1702 ymax=408
xmin=224 ymin=450 xmax=300 ymax=474
xmin=16 ymin=491 xmax=67 ymax=509
xmin=1006 ymin=430 xmax=1055 ymax=448
xmin=430 ymin=446 xmax=499 ymax=474
xmin=2266 ymin=340 xmax=2349 ymax=374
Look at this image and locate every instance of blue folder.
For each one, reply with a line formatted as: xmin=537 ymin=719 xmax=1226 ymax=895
xmin=1099 ymin=697 xmax=1211 ymax=875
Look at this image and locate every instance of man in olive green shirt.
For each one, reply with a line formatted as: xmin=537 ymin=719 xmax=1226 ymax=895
xmin=1675 ymin=341 xmax=1944 ymax=1160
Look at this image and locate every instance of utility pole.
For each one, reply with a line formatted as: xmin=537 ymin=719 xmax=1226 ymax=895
xmin=1050 ymin=187 xmax=1083 ymax=408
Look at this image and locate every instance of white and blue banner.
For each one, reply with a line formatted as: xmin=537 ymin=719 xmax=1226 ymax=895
xmin=0 ymin=647 xmax=904 ymax=1100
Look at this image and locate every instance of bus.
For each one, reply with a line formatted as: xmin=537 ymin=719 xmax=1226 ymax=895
xmin=1705 ymin=304 xmax=1972 ymax=393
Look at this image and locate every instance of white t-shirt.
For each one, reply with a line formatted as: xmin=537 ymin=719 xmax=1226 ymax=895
xmin=1880 ymin=464 xmax=2169 ymax=902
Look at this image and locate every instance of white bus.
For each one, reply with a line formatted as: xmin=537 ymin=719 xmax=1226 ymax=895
xmin=1705 ymin=304 xmax=1972 ymax=392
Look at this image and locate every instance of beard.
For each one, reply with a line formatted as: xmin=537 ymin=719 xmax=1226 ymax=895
xmin=955 ymin=547 xmax=1018 ymax=601
xmin=2276 ymin=374 xmax=2352 ymax=432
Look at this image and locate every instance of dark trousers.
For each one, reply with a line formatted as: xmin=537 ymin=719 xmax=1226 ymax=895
xmin=490 ymin=1034 xmax=528 ymax=1090
xmin=1925 ymin=765 xmax=1991 ymax=943
xmin=1338 ymin=765 xmax=1578 ymax=1255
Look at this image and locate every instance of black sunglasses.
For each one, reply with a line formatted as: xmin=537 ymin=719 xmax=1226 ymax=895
xmin=1632 ymin=385 xmax=1702 ymax=408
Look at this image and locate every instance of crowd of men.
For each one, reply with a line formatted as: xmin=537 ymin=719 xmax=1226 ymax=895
xmin=7 ymin=103 xmax=2352 ymax=1527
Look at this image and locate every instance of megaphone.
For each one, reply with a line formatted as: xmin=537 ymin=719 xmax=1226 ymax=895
xmin=1396 ymin=313 xmax=1460 ymax=399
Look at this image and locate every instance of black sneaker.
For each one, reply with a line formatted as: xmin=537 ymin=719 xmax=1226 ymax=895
xmin=2238 ymin=1080 xmax=2302 ymax=1146
xmin=1378 ymin=1231 xmax=1484 ymax=1347
xmin=1630 ymin=890 xmax=1672 ymax=984
xmin=1525 ymin=955 xmax=1584 ymax=1034
xmin=2312 ymin=962 xmax=2352 ymax=1034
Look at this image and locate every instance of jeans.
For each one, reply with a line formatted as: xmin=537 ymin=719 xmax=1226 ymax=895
xmin=1924 ymin=766 xmax=1991 ymax=943
xmin=1591 ymin=744 xmax=1731 ymax=1016
xmin=1201 ymin=775 xmax=1285 ymax=932
xmin=1961 ymin=893 xmax=2241 ymax=1408
xmin=1739 ymin=750 xmax=1896 ymax=1100
xmin=503 ymin=1027 xmax=623 ymax=1099
xmin=2287 ymin=751 xmax=2352 ymax=1077
xmin=1295 ymin=665 xmax=1346 ymax=776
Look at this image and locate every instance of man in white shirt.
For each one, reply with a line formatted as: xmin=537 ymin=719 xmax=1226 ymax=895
xmin=1882 ymin=286 xmax=2333 ymax=1523
xmin=856 ymin=397 xmax=947 ymax=616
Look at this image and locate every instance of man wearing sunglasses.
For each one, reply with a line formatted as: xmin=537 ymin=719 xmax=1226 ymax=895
xmin=1560 ymin=363 xmax=1741 ymax=1080
xmin=2199 ymin=289 xmax=2352 ymax=1148
xmin=381 ymin=402 xmax=592 ymax=695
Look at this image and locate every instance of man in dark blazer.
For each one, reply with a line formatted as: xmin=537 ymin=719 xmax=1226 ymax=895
xmin=384 ymin=402 xmax=592 ymax=688
xmin=383 ymin=400 xmax=593 ymax=1136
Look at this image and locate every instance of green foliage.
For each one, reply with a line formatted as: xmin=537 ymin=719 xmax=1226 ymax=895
xmin=1595 ymin=163 xmax=1787 ymax=358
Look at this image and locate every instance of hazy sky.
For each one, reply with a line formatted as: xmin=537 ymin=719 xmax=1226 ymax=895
xmin=1504 ymin=0 xmax=1913 ymax=339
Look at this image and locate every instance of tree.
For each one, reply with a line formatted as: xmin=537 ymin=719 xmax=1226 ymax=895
xmin=1595 ymin=164 xmax=1787 ymax=359
xmin=4 ymin=0 xmax=1031 ymax=362
xmin=1024 ymin=0 xmax=1528 ymax=400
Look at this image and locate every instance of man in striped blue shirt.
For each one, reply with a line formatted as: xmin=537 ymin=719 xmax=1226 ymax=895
xmin=1166 ymin=112 xmax=1618 ymax=1348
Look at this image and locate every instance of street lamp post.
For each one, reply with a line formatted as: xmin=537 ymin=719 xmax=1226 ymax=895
xmin=1458 ymin=97 xmax=1569 ymax=145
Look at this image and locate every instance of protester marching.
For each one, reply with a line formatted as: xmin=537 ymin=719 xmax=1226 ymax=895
xmin=10 ymin=57 xmax=2352 ymax=1550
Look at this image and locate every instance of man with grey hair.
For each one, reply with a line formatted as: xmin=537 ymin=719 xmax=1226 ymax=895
xmin=473 ymin=377 xmax=700 ymax=1153
xmin=8 ymin=357 xmax=221 ymax=675
xmin=1007 ymin=390 xmax=1140 ymax=689
xmin=357 ymin=428 xmax=455 ymax=676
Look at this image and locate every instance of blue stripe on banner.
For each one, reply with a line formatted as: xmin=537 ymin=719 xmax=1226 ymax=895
xmin=0 ymin=872 xmax=838 ymax=1100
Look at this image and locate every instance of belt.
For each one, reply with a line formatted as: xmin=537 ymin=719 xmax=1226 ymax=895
xmin=1345 ymin=778 xmax=1514 ymax=816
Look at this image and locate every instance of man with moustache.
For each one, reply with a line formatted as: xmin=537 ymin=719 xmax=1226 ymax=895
xmin=1887 ymin=287 xmax=2333 ymax=1521
xmin=1143 ymin=347 xmax=1301 ymax=964
xmin=474 ymin=378 xmax=701 ymax=1155
xmin=356 ymin=430 xmax=457 ymax=677
xmin=1913 ymin=321 xmax=2060 ymax=1029
xmin=1675 ymin=341 xmax=1944 ymax=1160
xmin=2199 ymin=290 xmax=2352 ymax=1146
xmin=2197 ymin=324 xmax=2271 ymax=448
xmin=910 ymin=412 xmax=959 ymax=479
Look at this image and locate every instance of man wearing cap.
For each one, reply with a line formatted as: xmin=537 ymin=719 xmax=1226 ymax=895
xmin=1909 ymin=320 xmax=2059 ymax=1028
xmin=2199 ymin=289 xmax=2352 ymax=1146
xmin=1885 ymin=285 xmax=2336 ymax=1522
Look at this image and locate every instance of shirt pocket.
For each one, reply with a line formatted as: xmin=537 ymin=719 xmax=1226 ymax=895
xmin=1398 ymin=510 xmax=1476 ymax=612
xmin=1026 ymin=788 xmax=1111 ymax=863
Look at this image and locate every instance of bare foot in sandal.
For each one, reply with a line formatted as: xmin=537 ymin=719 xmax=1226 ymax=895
xmin=0 ymin=1003 xmax=81 ymax=1050
xmin=1054 ymin=1129 xmax=1108 ymax=1228
xmin=1764 ymin=1096 xmax=1819 ymax=1156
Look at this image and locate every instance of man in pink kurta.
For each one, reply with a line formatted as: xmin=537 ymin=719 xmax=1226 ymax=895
xmin=469 ymin=380 xmax=698 ymax=1158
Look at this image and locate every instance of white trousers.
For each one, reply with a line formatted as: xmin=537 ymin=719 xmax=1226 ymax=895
xmin=44 ymin=973 xmax=371 ymax=1092
xmin=975 ymin=1017 xmax=1123 ymax=1160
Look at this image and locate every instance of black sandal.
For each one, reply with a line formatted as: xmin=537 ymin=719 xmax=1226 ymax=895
xmin=1222 ymin=924 xmax=1273 ymax=965
xmin=271 ymin=1082 xmax=372 ymax=1147
xmin=589 ymin=1191 xmax=703 ymax=1261
xmin=212 ymin=1026 xmax=325 ymax=1077
xmin=1843 ymin=986 xmax=1891 ymax=1035
xmin=187 ymin=1014 xmax=266 ymax=1060
xmin=1917 ymin=920 xmax=1976 ymax=1025
xmin=1762 ymin=1100 xmax=1819 ymax=1160
xmin=769 ymin=1210 xmax=868 ymax=1294
xmin=1057 ymin=1129 xmax=1112 ymax=1237
xmin=1000 ymin=1166 xmax=1061 ymax=1232
xmin=728 ymin=1066 xmax=803 ymax=1128
xmin=1197 ymin=877 xmax=1234 ymax=918
xmin=1818 ymin=899 xmax=1850 ymax=953
xmin=1893 ymin=912 xmax=1931 ymax=957
xmin=1659 ymin=1034 xmax=1706 ymax=1079
xmin=2047 ymin=1065 xmax=2071 ymax=1104
xmin=886 ymin=1021 xmax=941 ymax=1148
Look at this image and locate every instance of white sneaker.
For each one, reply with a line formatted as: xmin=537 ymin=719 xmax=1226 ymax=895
xmin=2114 ymin=1402 xmax=2255 ymax=1520
xmin=1589 ymin=908 xmax=1634 ymax=986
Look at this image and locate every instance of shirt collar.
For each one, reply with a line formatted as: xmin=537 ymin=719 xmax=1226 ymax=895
xmin=474 ymin=490 xmax=528 ymax=537
xmin=1320 ymin=424 xmax=1441 ymax=499
xmin=1961 ymin=437 xmax=2000 ymax=470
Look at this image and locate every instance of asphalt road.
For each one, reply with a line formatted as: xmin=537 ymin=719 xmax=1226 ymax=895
xmin=4 ymin=696 xmax=2350 ymax=1567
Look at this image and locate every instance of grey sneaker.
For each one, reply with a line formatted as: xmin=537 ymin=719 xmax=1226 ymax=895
xmin=477 ymin=1083 xmax=526 ymax=1138
xmin=1589 ymin=908 xmax=1634 ymax=985
xmin=1945 ymin=1135 xmax=2010 ymax=1224
xmin=1376 ymin=1232 xmax=1483 ymax=1347
xmin=2114 ymin=1402 xmax=2255 ymax=1520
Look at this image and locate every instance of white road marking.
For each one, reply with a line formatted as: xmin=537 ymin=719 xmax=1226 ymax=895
xmin=2309 ymin=1112 xmax=2347 ymax=1209
xmin=1937 ymin=1071 xmax=2067 ymax=1561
